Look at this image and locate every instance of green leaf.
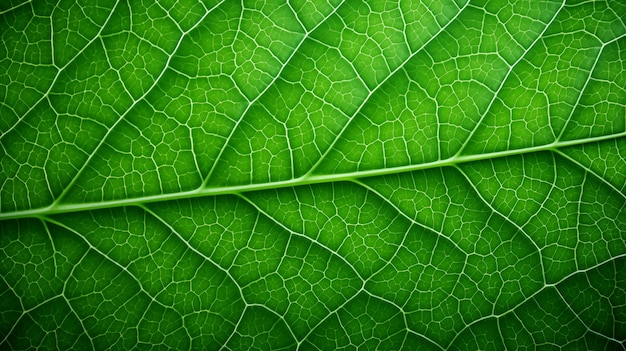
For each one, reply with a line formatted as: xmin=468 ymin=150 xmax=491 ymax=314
xmin=1 ymin=0 xmax=625 ymax=349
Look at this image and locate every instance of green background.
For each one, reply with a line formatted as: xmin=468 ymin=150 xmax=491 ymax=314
xmin=1 ymin=0 xmax=625 ymax=349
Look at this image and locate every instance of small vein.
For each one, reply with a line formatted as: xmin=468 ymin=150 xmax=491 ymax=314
xmin=353 ymin=177 xmax=469 ymax=256
xmin=553 ymin=148 xmax=626 ymax=200
xmin=139 ymin=204 xmax=246 ymax=298
xmin=454 ymin=0 xmax=567 ymax=157
xmin=0 ymin=0 xmax=122 ymax=139
xmin=453 ymin=164 xmax=547 ymax=287
xmin=445 ymin=252 xmax=626 ymax=349
xmin=201 ymin=0 xmax=346 ymax=187
xmin=236 ymin=192 xmax=363 ymax=282
xmin=304 ymin=1 xmax=470 ymax=177
xmin=50 ymin=0 xmax=226 ymax=206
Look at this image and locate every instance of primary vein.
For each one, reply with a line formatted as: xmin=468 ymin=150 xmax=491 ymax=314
xmin=1 ymin=131 xmax=624 ymax=220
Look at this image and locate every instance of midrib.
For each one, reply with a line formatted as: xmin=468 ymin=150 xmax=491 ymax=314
xmin=1 ymin=131 xmax=624 ymax=220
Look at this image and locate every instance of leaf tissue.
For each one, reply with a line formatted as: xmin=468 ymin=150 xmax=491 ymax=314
xmin=1 ymin=0 xmax=625 ymax=349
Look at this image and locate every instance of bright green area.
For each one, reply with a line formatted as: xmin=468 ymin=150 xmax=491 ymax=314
xmin=1 ymin=0 xmax=625 ymax=350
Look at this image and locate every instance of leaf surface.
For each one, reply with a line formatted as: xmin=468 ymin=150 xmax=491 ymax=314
xmin=1 ymin=0 xmax=625 ymax=349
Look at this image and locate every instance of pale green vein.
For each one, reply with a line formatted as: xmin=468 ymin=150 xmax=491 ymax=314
xmin=1 ymin=132 xmax=624 ymax=221
xmin=0 ymin=0 xmax=122 ymax=139
xmin=444 ymin=252 xmax=626 ymax=350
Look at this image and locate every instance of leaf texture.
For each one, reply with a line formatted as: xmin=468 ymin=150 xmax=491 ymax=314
xmin=1 ymin=0 xmax=625 ymax=349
